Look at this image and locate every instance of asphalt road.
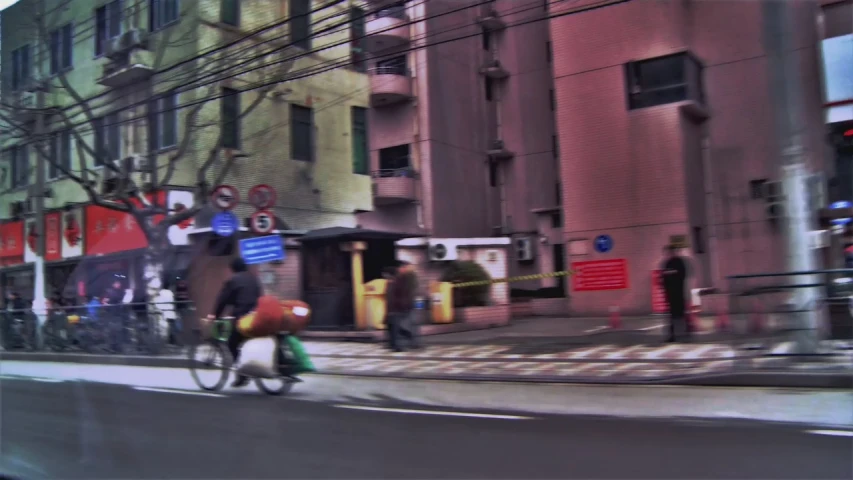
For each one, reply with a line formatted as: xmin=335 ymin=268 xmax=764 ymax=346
xmin=1 ymin=378 xmax=851 ymax=479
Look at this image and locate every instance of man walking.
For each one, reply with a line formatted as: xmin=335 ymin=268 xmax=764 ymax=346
xmin=660 ymin=244 xmax=690 ymax=342
xmin=385 ymin=261 xmax=421 ymax=352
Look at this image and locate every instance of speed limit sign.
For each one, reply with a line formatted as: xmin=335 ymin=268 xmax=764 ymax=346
xmin=250 ymin=210 xmax=275 ymax=234
xmin=248 ymin=184 xmax=277 ymax=210
xmin=211 ymin=185 xmax=239 ymax=210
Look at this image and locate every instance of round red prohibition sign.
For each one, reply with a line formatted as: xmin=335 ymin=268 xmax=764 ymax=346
xmin=250 ymin=210 xmax=275 ymax=234
xmin=212 ymin=185 xmax=239 ymax=210
xmin=248 ymin=184 xmax=277 ymax=210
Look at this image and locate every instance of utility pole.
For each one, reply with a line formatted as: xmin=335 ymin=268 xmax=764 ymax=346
xmin=763 ymin=0 xmax=820 ymax=354
xmin=31 ymin=0 xmax=48 ymax=346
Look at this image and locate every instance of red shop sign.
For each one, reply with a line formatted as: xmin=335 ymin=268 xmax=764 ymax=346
xmin=571 ymin=259 xmax=629 ymax=292
xmin=0 ymin=221 xmax=25 ymax=263
xmin=651 ymin=269 xmax=668 ymax=314
xmin=84 ymin=192 xmax=166 ymax=256
xmin=45 ymin=212 xmax=62 ymax=261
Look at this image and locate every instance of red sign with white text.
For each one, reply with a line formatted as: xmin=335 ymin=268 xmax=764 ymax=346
xmin=45 ymin=212 xmax=62 ymax=261
xmin=571 ymin=259 xmax=629 ymax=292
xmin=0 ymin=221 xmax=24 ymax=266
xmin=651 ymin=269 xmax=668 ymax=314
xmin=84 ymin=192 xmax=166 ymax=256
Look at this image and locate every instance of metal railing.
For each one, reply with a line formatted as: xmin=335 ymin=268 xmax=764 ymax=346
xmin=373 ymin=6 xmax=407 ymax=20
xmin=369 ymin=64 xmax=409 ymax=76
xmin=371 ymin=167 xmax=417 ymax=179
xmin=0 ymin=301 xmax=196 ymax=355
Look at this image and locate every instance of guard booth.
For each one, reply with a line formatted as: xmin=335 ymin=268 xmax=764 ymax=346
xmin=298 ymin=227 xmax=410 ymax=330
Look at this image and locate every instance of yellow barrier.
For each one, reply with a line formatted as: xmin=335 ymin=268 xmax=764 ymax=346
xmin=451 ymin=270 xmax=576 ymax=289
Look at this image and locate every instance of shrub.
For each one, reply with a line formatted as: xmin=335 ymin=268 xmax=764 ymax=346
xmin=440 ymin=261 xmax=492 ymax=307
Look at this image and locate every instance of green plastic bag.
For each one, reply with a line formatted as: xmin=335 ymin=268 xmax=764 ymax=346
xmin=285 ymin=335 xmax=316 ymax=374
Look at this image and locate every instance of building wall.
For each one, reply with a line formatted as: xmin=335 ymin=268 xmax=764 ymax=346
xmin=551 ymin=0 xmax=827 ymax=315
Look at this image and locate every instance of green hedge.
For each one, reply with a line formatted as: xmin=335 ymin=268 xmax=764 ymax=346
xmin=440 ymin=260 xmax=492 ymax=308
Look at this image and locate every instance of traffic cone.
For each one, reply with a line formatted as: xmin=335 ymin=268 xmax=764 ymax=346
xmin=687 ymin=303 xmax=700 ymax=334
xmin=608 ymin=306 xmax=621 ymax=329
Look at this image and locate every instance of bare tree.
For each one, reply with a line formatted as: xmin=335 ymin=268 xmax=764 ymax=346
xmin=0 ymin=0 xmax=298 ymax=318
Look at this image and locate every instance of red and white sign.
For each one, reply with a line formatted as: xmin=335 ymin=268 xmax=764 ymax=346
xmin=0 ymin=221 xmax=24 ymax=266
xmin=651 ymin=269 xmax=668 ymax=314
xmin=23 ymin=213 xmax=63 ymax=263
xmin=212 ymin=185 xmax=239 ymax=210
xmin=250 ymin=210 xmax=275 ymax=234
xmin=167 ymin=190 xmax=195 ymax=246
xmin=85 ymin=191 xmax=167 ymax=256
xmin=571 ymin=259 xmax=629 ymax=292
xmin=63 ymin=210 xmax=83 ymax=258
xmin=248 ymin=184 xmax=277 ymax=210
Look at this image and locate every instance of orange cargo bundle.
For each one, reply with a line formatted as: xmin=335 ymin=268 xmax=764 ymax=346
xmin=236 ymin=295 xmax=312 ymax=338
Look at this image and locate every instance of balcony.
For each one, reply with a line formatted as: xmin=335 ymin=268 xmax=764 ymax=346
xmin=487 ymin=140 xmax=514 ymax=160
xmin=1 ymin=89 xmax=40 ymax=122
xmin=369 ymin=65 xmax=413 ymax=106
xmin=365 ymin=7 xmax=410 ymax=52
xmin=99 ymin=48 xmax=154 ymax=88
xmin=477 ymin=9 xmax=506 ymax=31
xmin=372 ymin=168 xmax=417 ymax=205
xmin=480 ymin=59 xmax=509 ymax=79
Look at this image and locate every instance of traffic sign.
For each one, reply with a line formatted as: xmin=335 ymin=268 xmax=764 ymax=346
xmin=248 ymin=184 xmax=277 ymax=210
xmin=830 ymin=201 xmax=852 ymax=226
xmin=594 ymin=234 xmax=613 ymax=253
xmin=250 ymin=210 xmax=275 ymax=234
xmin=211 ymin=185 xmax=239 ymax=210
xmin=211 ymin=211 xmax=239 ymax=237
xmin=240 ymin=235 xmax=285 ymax=265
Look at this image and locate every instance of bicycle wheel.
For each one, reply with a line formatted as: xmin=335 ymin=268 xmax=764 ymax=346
xmin=254 ymin=377 xmax=294 ymax=396
xmin=188 ymin=341 xmax=233 ymax=391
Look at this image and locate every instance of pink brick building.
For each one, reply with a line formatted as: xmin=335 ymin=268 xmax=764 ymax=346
xmin=356 ymin=0 xmax=562 ymax=289
xmin=550 ymin=0 xmax=832 ymax=315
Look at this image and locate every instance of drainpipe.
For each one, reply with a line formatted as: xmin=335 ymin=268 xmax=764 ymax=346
xmin=409 ymin=1 xmax=426 ymax=232
xmin=701 ymin=135 xmax=722 ymax=286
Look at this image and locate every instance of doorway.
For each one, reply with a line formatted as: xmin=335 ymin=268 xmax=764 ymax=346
xmin=552 ymin=243 xmax=566 ymax=296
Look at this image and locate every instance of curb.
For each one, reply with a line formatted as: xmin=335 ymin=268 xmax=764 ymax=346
xmin=2 ymin=351 xmax=850 ymax=389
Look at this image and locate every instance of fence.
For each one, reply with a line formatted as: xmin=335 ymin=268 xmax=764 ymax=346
xmin=0 ymin=301 xmax=197 ymax=355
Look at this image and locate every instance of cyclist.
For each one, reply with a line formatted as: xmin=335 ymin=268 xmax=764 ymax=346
xmin=207 ymin=257 xmax=263 ymax=387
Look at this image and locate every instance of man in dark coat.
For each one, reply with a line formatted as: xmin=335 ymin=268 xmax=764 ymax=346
xmin=208 ymin=257 xmax=263 ymax=387
xmin=385 ymin=261 xmax=420 ymax=352
xmin=660 ymin=244 xmax=690 ymax=342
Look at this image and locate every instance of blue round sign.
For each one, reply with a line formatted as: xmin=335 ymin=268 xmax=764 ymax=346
xmin=830 ymin=201 xmax=853 ymax=226
xmin=594 ymin=235 xmax=613 ymax=253
xmin=211 ymin=211 xmax=239 ymax=237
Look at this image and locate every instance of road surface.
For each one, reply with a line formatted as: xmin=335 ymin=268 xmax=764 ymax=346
xmin=1 ymin=377 xmax=850 ymax=479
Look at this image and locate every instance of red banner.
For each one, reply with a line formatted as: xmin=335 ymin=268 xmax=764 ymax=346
xmin=0 ymin=221 xmax=24 ymax=264
xmin=571 ymin=259 xmax=629 ymax=292
xmin=84 ymin=192 xmax=166 ymax=256
xmin=45 ymin=212 xmax=62 ymax=261
xmin=651 ymin=269 xmax=668 ymax=314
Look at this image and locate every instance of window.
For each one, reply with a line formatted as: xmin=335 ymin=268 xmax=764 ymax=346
xmin=546 ymin=41 xmax=552 ymax=63
xmin=489 ymin=161 xmax=497 ymax=187
xmin=376 ymin=55 xmax=407 ymax=76
xmin=482 ymin=30 xmax=491 ymax=51
xmin=148 ymin=91 xmax=178 ymax=151
xmin=556 ymin=181 xmax=562 ymax=205
xmin=552 ymin=134 xmax=559 ymax=159
xmin=49 ymin=24 xmax=74 ymax=74
xmin=150 ymin=0 xmax=180 ymax=30
xmin=290 ymin=0 xmax=311 ymax=50
xmin=7 ymin=145 xmax=29 ymax=188
xmin=221 ymin=87 xmax=240 ymax=149
xmin=10 ymin=45 xmax=31 ymax=90
xmin=625 ymin=52 xmax=704 ymax=110
xmin=692 ymin=226 xmax=705 ymax=254
xmin=93 ymin=112 xmax=122 ymax=165
xmin=291 ymin=104 xmax=314 ymax=162
xmin=350 ymin=7 xmax=366 ymax=72
xmin=549 ymin=89 xmax=555 ymax=110
xmin=378 ymin=144 xmax=410 ymax=174
xmin=484 ymin=77 xmax=493 ymax=102
xmin=49 ymin=130 xmax=72 ymax=179
xmin=551 ymin=213 xmax=562 ymax=228
xmin=351 ymin=107 xmax=369 ymax=174
xmin=220 ymin=0 xmax=239 ymax=26
xmin=95 ymin=0 xmax=123 ymax=57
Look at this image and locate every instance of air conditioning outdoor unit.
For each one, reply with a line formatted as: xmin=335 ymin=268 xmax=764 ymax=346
xmin=764 ymin=181 xmax=785 ymax=222
xmin=515 ymin=237 xmax=534 ymax=262
xmin=122 ymin=29 xmax=148 ymax=50
xmin=16 ymin=91 xmax=37 ymax=109
xmin=428 ymin=239 xmax=459 ymax=262
xmin=105 ymin=36 xmax=124 ymax=58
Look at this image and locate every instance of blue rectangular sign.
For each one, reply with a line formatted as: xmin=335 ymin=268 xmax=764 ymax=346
xmin=239 ymin=235 xmax=285 ymax=265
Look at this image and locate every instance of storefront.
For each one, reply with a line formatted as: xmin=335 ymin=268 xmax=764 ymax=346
xmin=0 ymin=220 xmax=28 ymax=301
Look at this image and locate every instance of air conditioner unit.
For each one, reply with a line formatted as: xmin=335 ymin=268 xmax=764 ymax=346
xmin=105 ymin=36 xmax=124 ymax=58
xmin=122 ymin=29 xmax=146 ymax=50
xmin=9 ymin=200 xmax=32 ymax=218
xmin=515 ymin=237 xmax=534 ymax=262
xmin=428 ymin=239 xmax=459 ymax=261
xmin=16 ymin=91 xmax=37 ymax=109
xmin=492 ymin=139 xmax=506 ymax=150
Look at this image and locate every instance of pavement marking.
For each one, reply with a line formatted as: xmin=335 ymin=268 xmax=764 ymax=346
xmin=583 ymin=326 xmax=608 ymax=334
xmin=806 ymin=429 xmax=853 ymax=438
xmin=334 ymin=404 xmax=534 ymax=420
xmin=0 ymin=374 xmax=64 ymax=383
xmin=134 ymin=386 xmax=224 ymax=398
xmin=638 ymin=324 xmax=665 ymax=332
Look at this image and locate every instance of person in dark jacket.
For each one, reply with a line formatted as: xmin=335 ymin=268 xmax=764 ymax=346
xmin=660 ymin=244 xmax=690 ymax=342
xmin=385 ymin=261 xmax=420 ymax=352
xmin=207 ymin=257 xmax=263 ymax=387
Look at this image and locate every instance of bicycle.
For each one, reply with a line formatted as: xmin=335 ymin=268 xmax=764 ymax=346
xmin=188 ymin=317 xmax=303 ymax=396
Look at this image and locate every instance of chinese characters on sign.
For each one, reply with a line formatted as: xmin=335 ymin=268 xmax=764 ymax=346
xmin=571 ymin=259 xmax=629 ymax=292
